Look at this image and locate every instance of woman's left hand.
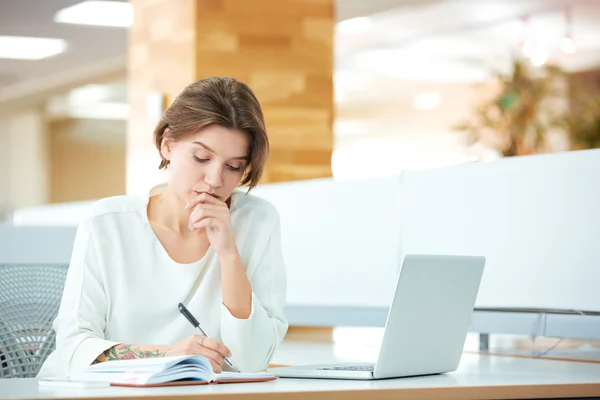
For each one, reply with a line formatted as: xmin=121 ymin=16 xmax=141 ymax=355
xmin=186 ymin=193 xmax=236 ymax=256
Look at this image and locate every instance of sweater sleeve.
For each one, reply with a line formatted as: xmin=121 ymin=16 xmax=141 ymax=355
xmin=219 ymin=211 xmax=288 ymax=372
xmin=37 ymin=217 xmax=120 ymax=379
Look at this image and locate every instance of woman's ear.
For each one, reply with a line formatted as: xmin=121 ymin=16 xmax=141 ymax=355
xmin=160 ymin=136 xmax=172 ymax=163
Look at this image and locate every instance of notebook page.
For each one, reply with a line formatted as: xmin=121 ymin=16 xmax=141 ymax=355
xmin=73 ymin=371 xmax=156 ymax=385
xmin=83 ymin=355 xmax=211 ymax=373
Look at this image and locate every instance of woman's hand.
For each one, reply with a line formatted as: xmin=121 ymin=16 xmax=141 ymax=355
xmin=186 ymin=193 xmax=236 ymax=257
xmin=186 ymin=193 xmax=252 ymax=319
xmin=166 ymin=334 xmax=232 ymax=373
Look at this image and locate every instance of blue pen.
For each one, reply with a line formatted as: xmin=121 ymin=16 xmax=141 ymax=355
xmin=177 ymin=302 xmax=239 ymax=372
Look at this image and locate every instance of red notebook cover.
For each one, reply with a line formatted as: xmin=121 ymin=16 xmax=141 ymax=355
xmin=110 ymin=376 xmax=277 ymax=387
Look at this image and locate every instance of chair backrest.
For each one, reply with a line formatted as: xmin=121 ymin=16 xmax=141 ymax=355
xmin=0 ymin=264 xmax=68 ymax=378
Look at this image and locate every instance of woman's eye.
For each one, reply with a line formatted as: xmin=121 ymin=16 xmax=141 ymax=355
xmin=193 ymin=156 xmax=209 ymax=163
xmin=193 ymin=155 xmax=242 ymax=171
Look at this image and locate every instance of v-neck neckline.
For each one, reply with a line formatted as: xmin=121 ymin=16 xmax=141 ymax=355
xmin=141 ymin=184 xmax=242 ymax=266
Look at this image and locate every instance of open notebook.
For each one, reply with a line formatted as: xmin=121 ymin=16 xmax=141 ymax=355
xmin=71 ymin=355 xmax=276 ymax=387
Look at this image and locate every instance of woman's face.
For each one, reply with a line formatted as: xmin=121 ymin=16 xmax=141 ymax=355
xmin=161 ymin=124 xmax=250 ymax=204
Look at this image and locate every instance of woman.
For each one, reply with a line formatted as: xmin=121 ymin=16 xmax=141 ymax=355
xmin=38 ymin=77 xmax=288 ymax=378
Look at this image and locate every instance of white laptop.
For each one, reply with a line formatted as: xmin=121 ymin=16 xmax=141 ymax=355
xmin=268 ymin=254 xmax=485 ymax=380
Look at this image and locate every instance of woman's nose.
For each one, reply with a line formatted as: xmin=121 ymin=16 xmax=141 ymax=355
xmin=204 ymin=164 xmax=223 ymax=188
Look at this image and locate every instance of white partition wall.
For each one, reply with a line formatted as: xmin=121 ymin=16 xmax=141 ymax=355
xmin=10 ymin=175 xmax=405 ymax=309
xmin=251 ymin=176 xmax=403 ymax=308
xmin=401 ymin=149 xmax=600 ymax=313
xmin=0 ymin=225 xmax=76 ymax=264
xmin=12 ymin=201 xmax=93 ymax=226
xmin=8 ymin=149 xmax=600 ymax=318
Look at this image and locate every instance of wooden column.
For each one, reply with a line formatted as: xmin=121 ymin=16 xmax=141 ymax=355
xmin=128 ymin=0 xmax=334 ymax=195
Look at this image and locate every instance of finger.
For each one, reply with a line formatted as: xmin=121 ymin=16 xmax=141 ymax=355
xmin=188 ymin=207 xmax=217 ymax=228
xmin=199 ymin=346 xmax=225 ymax=367
xmin=191 ymin=218 xmax=221 ymax=231
xmin=189 ymin=209 xmax=229 ymax=231
xmin=201 ymin=336 xmax=232 ymax=358
xmin=188 ymin=337 xmax=225 ymax=368
xmin=186 ymin=193 xmax=225 ymax=210
xmin=189 ymin=205 xmax=227 ymax=223
xmin=188 ymin=206 xmax=228 ymax=231
xmin=209 ymin=359 xmax=222 ymax=373
xmin=192 ymin=203 xmax=225 ymax=212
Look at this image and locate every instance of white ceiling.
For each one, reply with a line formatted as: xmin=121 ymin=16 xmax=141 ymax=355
xmin=336 ymin=0 xmax=600 ymax=101
xmin=1 ymin=0 xmax=600 ymax=109
xmin=0 ymin=0 xmax=127 ymax=100
xmin=0 ymin=0 xmax=418 ymax=101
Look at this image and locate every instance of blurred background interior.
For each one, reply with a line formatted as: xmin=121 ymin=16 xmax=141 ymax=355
xmin=1 ymin=0 xmax=600 ymax=366
xmin=1 ymin=0 xmax=600 ymax=215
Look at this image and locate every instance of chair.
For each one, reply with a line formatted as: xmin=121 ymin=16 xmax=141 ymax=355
xmin=0 ymin=264 xmax=68 ymax=378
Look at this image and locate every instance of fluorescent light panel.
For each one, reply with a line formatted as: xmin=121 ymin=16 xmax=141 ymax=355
xmin=54 ymin=1 xmax=133 ymax=28
xmin=337 ymin=17 xmax=371 ymax=36
xmin=0 ymin=36 xmax=67 ymax=60
xmin=412 ymin=92 xmax=442 ymax=110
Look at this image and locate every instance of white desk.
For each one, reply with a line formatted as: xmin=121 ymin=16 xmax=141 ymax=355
xmin=2 ymin=351 xmax=600 ymax=400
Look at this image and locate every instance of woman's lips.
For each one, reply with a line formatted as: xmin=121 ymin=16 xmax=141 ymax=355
xmin=194 ymin=190 xmax=220 ymax=200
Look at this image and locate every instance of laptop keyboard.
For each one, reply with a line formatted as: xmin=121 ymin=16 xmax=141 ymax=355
xmin=317 ymin=364 xmax=374 ymax=371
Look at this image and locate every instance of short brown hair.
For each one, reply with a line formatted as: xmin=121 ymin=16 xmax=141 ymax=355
xmin=153 ymin=76 xmax=269 ymax=190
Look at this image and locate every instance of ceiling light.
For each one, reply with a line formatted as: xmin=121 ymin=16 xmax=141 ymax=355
xmin=520 ymin=40 xmax=534 ymax=57
xmin=412 ymin=92 xmax=442 ymax=110
xmin=337 ymin=17 xmax=371 ymax=36
xmin=54 ymin=1 xmax=133 ymax=28
xmin=559 ymin=36 xmax=576 ymax=54
xmin=530 ymin=47 xmax=549 ymax=67
xmin=67 ymin=84 xmax=116 ymax=106
xmin=70 ymin=102 xmax=130 ymax=120
xmin=0 ymin=36 xmax=67 ymax=60
xmin=558 ymin=6 xmax=577 ymax=54
xmin=559 ymin=7 xmax=576 ymax=55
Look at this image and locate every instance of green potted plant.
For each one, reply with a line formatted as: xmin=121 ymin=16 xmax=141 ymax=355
xmin=557 ymin=94 xmax=600 ymax=150
xmin=454 ymin=58 xmax=566 ymax=157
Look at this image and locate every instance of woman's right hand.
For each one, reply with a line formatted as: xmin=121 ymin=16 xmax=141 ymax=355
xmin=166 ymin=334 xmax=232 ymax=373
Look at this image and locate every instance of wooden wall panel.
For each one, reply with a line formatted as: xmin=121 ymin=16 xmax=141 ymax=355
xmin=194 ymin=0 xmax=334 ymax=182
xmin=128 ymin=0 xmax=197 ymax=196
xmin=128 ymin=0 xmax=333 ymax=192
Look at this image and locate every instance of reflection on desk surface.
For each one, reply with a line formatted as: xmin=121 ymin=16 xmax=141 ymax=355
xmin=1 ymin=342 xmax=600 ymax=400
